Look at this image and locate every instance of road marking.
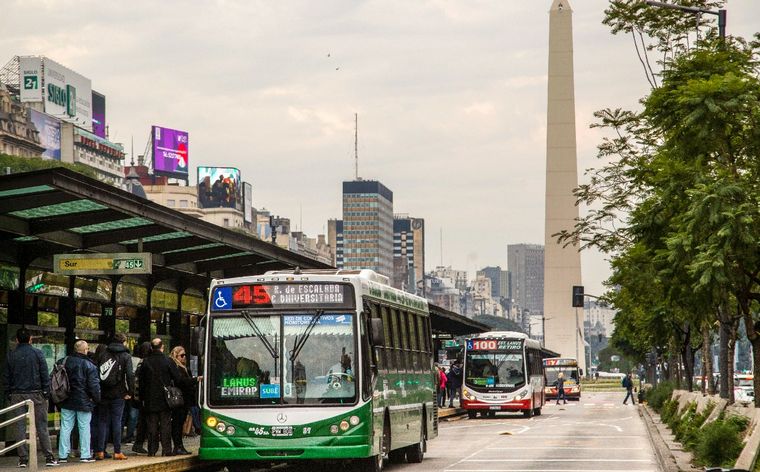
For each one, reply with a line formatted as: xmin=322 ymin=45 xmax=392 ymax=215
xmin=463 ymin=459 xmax=655 ymax=463
xmin=503 ymin=435 xmax=644 ymax=438
xmin=485 ymin=446 xmax=646 ymax=450
xmin=445 ymin=469 xmax=658 ymax=472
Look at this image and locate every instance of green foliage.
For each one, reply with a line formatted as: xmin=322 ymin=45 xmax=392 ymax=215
xmin=471 ymin=315 xmax=525 ymax=334
xmin=647 ymin=381 xmax=675 ymax=411
xmin=695 ymin=416 xmax=746 ymax=467
xmin=0 ymin=153 xmax=99 ymax=179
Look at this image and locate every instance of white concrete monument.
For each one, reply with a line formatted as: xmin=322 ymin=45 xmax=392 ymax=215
xmin=543 ymin=0 xmax=585 ymax=371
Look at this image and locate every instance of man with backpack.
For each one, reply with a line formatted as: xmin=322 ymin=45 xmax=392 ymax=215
xmin=1 ymin=328 xmax=58 ymax=467
xmin=447 ymin=361 xmax=463 ymax=408
xmin=57 ymin=340 xmax=100 ymax=463
xmin=94 ymin=333 xmax=135 ymax=461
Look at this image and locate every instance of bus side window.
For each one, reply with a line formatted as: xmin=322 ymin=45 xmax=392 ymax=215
xmin=381 ymin=306 xmax=394 ymax=372
xmin=408 ymin=312 xmax=419 ymax=371
xmin=391 ymin=309 xmax=404 ymax=371
xmin=416 ymin=316 xmax=428 ymax=369
xmin=370 ymin=302 xmax=383 ymax=372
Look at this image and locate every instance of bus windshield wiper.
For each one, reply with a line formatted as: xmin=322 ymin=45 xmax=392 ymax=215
xmin=241 ymin=310 xmax=279 ymax=362
xmin=289 ymin=310 xmax=324 ymax=362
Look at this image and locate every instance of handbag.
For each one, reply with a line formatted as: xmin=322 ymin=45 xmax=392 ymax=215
xmin=164 ymin=384 xmax=184 ymax=409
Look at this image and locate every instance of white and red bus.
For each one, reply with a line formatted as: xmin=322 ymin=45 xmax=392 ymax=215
xmin=543 ymin=357 xmax=582 ymax=400
xmin=461 ymin=331 xmax=558 ymax=418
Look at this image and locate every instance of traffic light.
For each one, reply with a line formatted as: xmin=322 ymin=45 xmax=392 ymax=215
xmin=572 ymin=285 xmax=584 ymax=307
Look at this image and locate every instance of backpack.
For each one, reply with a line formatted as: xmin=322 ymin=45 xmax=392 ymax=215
xmin=50 ymin=357 xmax=70 ymax=404
xmin=621 ymin=377 xmax=626 ymax=387
xmin=99 ymin=351 xmax=123 ymax=388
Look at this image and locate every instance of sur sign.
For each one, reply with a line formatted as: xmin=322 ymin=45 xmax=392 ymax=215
xmin=53 ymin=253 xmax=152 ymax=276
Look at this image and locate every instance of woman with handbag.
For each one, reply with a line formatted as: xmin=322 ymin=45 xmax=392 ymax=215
xmin=138 ymin=338 xmax=182 ymax=457
xmin=169 ymin=346 xmax=202 ymax=455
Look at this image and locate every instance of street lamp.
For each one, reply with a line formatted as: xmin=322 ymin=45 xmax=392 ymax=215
xmin=645 ymin=0 xmax=726 ymax=41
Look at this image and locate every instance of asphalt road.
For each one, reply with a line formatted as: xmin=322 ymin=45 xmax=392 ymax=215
xmin=244 ymin=391 xmax=660 ymax=472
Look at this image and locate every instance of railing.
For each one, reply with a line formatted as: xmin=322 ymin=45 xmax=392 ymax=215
xmin=0 ymin=399 xmax=37 ymax=470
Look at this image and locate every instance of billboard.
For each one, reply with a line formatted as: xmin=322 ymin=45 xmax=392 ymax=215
xmin=198 ymin=167 xmax=242 ymax=210
xmin=243 ymin=182 xmax=253 ymax=223
xmin=40 ymin=57 xmax=92 ymax=129
xmin=92 ymin=91 xmax=106 ymax=139
xmin=19 ymin=56 xmax=43 ymax=102
xmin=152 ymin=125 xmax=189 ymax=177
xmin=29 ymin=109 xmax=61 ymax=160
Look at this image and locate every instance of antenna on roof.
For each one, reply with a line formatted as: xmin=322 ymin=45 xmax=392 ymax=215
xmin=354 ymin=113 xmax=359 ymax=180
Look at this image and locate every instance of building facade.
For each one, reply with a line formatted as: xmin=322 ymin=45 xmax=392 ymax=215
xmin=0 ymin=85 xmax=45 ymax=157
xmin=392 ymin=215 xmax=425 ymax=293
xmin=507 ymin=244 xmax=544 ymax=314
xmin=341 ymin=180 xmax=393 ymax=277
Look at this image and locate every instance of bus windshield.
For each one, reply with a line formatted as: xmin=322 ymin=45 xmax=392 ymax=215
xmin=465 ymin=351 xmax=525 ymax=392
xmin=208 ymin=312 xmax=357 ymax=406
xmin=545 ymin=368 xmax=579 ymax=386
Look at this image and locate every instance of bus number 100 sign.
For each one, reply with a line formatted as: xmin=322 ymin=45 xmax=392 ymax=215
xmin=469 ymin=340 xmax=498 ymax=351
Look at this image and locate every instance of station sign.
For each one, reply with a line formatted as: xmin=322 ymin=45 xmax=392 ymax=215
xmin=53 ymin=253 xmax=152 ymax=276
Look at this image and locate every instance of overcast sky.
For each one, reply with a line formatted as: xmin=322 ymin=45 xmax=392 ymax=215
xmin=2 ymin=1 xmax=758 ymax=297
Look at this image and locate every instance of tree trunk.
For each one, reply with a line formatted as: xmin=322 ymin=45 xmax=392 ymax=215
xmin=740 ymin=306 xmax=760 ymax=407
xmin=702 ymin=325 xmax=714 ymax=395
xmin=681 ymin=323 xmax=694 ymax=392
xmin=719 ymin=317 xmax=729 ymax=398
xmin=725 ymin=315 xmax=738 ymax=404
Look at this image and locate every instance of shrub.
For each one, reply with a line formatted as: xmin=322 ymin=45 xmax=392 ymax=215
xmin=647 ymin=381 xmax=675 ymax=411
xmin=660 ymin=397 xmax=680 ymax=424
xmin=694 ymin=418 xmax=745 ymax=467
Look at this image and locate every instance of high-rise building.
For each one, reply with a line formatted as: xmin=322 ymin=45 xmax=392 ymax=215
xmin=477 ymin=266 xmax=508 ymax=299
xmin=507 ymin=244 xmax=544 ymax=315
xmin=327 ymin=219 xmax=343 ymax=268
xmin=392 ymin=215 xmax=425 ymax=293
xmin=341 ymin=180 xmax=393 ymax=277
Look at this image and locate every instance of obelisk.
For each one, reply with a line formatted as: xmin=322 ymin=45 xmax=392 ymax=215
xmin=543 ymin=0 xmax=585 ymax=371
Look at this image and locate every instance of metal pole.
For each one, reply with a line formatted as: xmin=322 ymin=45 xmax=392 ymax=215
xmin=718 ymin=9 xmax=726 ymax=41
xmin=575 ymin=307 xmax=579 ymax=363
xmin=26 ymin=399 xmax=36 ymax=471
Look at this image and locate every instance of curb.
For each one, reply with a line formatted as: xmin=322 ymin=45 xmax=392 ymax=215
xmin=112 ymin=457 xmax=224 ymax=472
xmin=639 ymin=404 xmax=682 ymax=472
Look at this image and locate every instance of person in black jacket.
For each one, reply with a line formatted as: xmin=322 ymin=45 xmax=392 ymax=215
xmin=94 ymin=333 xmax=134 ymax=461
xmin=1 ymin=328 xmax=58 ymax=467
xmin=139 ymin=338 xmax=181 ymax=456
xmin=58 ymin=340 xmax=100 ymax=463
xmin=622 ymin=373 xmax=636 ymax=405
xmin=168 ymin=346 xmax=202 ymax=455
xmin=447 ymin=361 xmax=463 ymax=408
xmin=130 ymin=341 xmax=152 ymax=455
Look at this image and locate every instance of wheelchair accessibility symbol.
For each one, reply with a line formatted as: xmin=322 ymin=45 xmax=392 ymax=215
xmin=212 ymin=287 xmax=232 ymax=311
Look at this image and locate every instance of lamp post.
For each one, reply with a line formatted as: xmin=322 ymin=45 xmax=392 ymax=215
xmin=645 ymin=0 xmax=726 ymax=41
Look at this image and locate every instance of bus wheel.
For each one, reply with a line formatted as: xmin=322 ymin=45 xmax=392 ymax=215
xmin=533 ymin=406 xmax=542 ymax=416
xmin=225 ymin=462 xmax=251 ymax=472
xmin=360 ymin=418 xmax=388 ymax=472
xmin=388 ymin=449 xmax=405 ymax=463
xmin=522 ymin=407 xmax=534 ymax=418
xmin=406 ymin=423 xmax=426 ymax=463
xmin=467 ymin=410 xmax=477 ymax=419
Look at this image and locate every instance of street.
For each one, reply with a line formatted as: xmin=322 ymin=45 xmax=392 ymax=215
xmin=249 ymin=391 xmax=659 ymax=472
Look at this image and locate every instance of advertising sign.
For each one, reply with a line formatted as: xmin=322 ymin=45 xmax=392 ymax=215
xmin=197 ymin=166 xmax=241 ymax=210
xmin=19 ymin=56 xmax=43 ymax=102
xmin=40 ymin=57 xmax=92 ymax=129
xmin=92 ymin=91 xmax=106 ymax=139
xmin=243 ymin=182 xmax=253 ymax=223
xmin=29 ymin=109 xmax=61 ymax=160
xmin=152 ymin=125 xmax=189 ymax=177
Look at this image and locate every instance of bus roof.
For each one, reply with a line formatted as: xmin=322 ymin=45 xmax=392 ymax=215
xmin=471 ymin=331 xmax=529 ymax=340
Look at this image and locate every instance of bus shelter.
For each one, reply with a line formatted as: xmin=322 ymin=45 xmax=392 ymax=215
xmin=428 ymin=304 xmax=490 ymax=365
xmin=0 ymin=167 xmax=331 ymax=391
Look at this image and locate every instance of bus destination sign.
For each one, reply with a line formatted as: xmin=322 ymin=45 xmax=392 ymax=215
xmin=54 ymin=253 xmax=152 ymax=276
xmin=212 ymin=283 xmax=355 ymax=311
xmin=467 ymin=339 xmax=522 ymax=351
xmin=544 ymin=358 xmax=578 ymax=367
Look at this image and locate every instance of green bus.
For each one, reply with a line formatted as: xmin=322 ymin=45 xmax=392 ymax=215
xmin=194 ymin=269 xmax=437 ymax=471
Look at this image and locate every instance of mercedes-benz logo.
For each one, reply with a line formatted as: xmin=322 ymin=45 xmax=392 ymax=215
xmin=276 ymin=413 xmax=287 ymax=423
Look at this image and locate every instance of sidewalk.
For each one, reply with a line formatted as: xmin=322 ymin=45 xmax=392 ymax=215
xmin=0 ymin=435 xmax=221 ymax=472
xmin=639 ymin=404 xmax=700 ymax=472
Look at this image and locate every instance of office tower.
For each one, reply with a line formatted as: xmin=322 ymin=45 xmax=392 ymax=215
xmin=507 ymin=244 xmax=544 ymax=315
xmin=393 ymin=215 xmax=425 ymax=293
xmin=342 ymin=180 xmax=393 ymax=277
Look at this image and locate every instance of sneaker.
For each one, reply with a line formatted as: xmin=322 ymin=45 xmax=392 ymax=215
xmin=80 ymin=457 xmax=96 ymax=463
xmin=123 ymin=436 xmax=135 ymax=444
xmin=17 ymin=459 xmax=28 ymax=468
xmin=45 ymin=456 xmax=60 ymax=467
xmin=113 ymin=453 xmax=128 ymax=460
xmin=58 ymin=457 xmax=68 ymax=464
xmin=132 ymin=446 xmax=148 ymax=455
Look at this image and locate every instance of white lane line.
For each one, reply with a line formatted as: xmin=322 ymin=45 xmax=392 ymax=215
xmin=485 ymin=447 xmax=645 ymax=450
xmin=463 ymin=459 xmax=655 ymax=463
xmin=447 ymin=422 xmax=528 ymax=430
xmin=445 ymin=469 xmax=658 ymax=472
xmin=503 ymin=435 xmax=644 ymax=438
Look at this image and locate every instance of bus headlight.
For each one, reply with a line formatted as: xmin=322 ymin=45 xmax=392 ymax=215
xmin=349 ymin=415 xmax=361 ymax=426
xmin=215 ymin=422 xmax=227 ymax=433
xmin=330 ymin=425 xmax=339 ymax=434
xmin=462 ymin=388 xmax=474 ymax=400
xmin=226 ymin=425 xmax=236 ymax=435
xmin=206 ymin=417 xmax=218 ymax=428
xmin=339 ymin=420 xmax=350 ymax=431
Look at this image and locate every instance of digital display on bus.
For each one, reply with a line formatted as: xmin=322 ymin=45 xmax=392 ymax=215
xmin=466 ymin=339 xmax=522 ymax=351
xmin=211 ymin=283 xmax=355 ymax=311
xmin=544 ymin=358 xmax=578 ymax=367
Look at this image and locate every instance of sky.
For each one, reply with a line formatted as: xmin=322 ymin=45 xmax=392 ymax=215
xmin=2 ymin=0 xmax=758 ymax=298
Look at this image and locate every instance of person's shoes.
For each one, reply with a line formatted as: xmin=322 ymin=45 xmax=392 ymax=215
xmin=113 ymin=453 xmax=128 ymax=460
xmin=45 ymin=456 xmax=60 ymax=467
xmin=94 ymin=452 xmax=105 ymax=460
xmin=174 ymin=448 xmax=191 ymax=455
xmin=17 ymin=459 xmax=28 ymax=468
xmin=132 ymin=446 xmax=149 ymax=455
xmin=80 ymin=457 xmax=96 ymax=463
xmin=123 ymin=436 xmax=135 ymax=444
xmin=162 ymin=451 xmax=176 ymax=457
xmin=58 ymin=457 xmax=68 ymax=464
xmin=623 ymin=402 xmax=627 ymax=405
xmin=103 ymin=451 xmax=112 ymax=459
xmin=147 ymin=453 xmax=156 ymax=457
xmin=564 ymin=402 xmax=567 ymax=404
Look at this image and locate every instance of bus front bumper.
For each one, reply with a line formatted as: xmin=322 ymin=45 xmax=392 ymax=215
xmin=199 ymin=435 xmax=372 ymax=461
xmin=462 ymin=399 xmax=531 ymax=411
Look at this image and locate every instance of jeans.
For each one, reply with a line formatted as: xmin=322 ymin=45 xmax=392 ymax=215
xmin=97 ymin=398 xmax=125 ymax=453
xmin=190 ymin=405 xmax=201 ymax=431
xmin=447 ymin=386 xmax=459 ymax=406
xmin=623 ymin=389 xmax=636 ymax=404
xmin=9 ymin=392 xmax=53 ymax=460
xmin=556 ymin=388 xmax=567 ymax=403
xmin=437 ymin=389 xmax=446 ymax=407
xmin=125 ymin=403 xmax=139 ymax=440
xmin=59 ymin=409 xmax=92 ymax=460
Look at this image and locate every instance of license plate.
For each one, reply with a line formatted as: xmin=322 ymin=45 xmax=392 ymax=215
xmin=489 ymin=406 xmax=501 ymax=410
xmin=271 ymin=426 xmax=293 ymax=437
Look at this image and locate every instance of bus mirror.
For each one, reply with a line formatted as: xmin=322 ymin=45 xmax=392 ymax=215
xmin=370 ymin=318 xmax=385 ymax=347
xmin=190 ymin=326 xmax=205 ymax=357
xmin=579 ymin=368 xmax=584 ymax=377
